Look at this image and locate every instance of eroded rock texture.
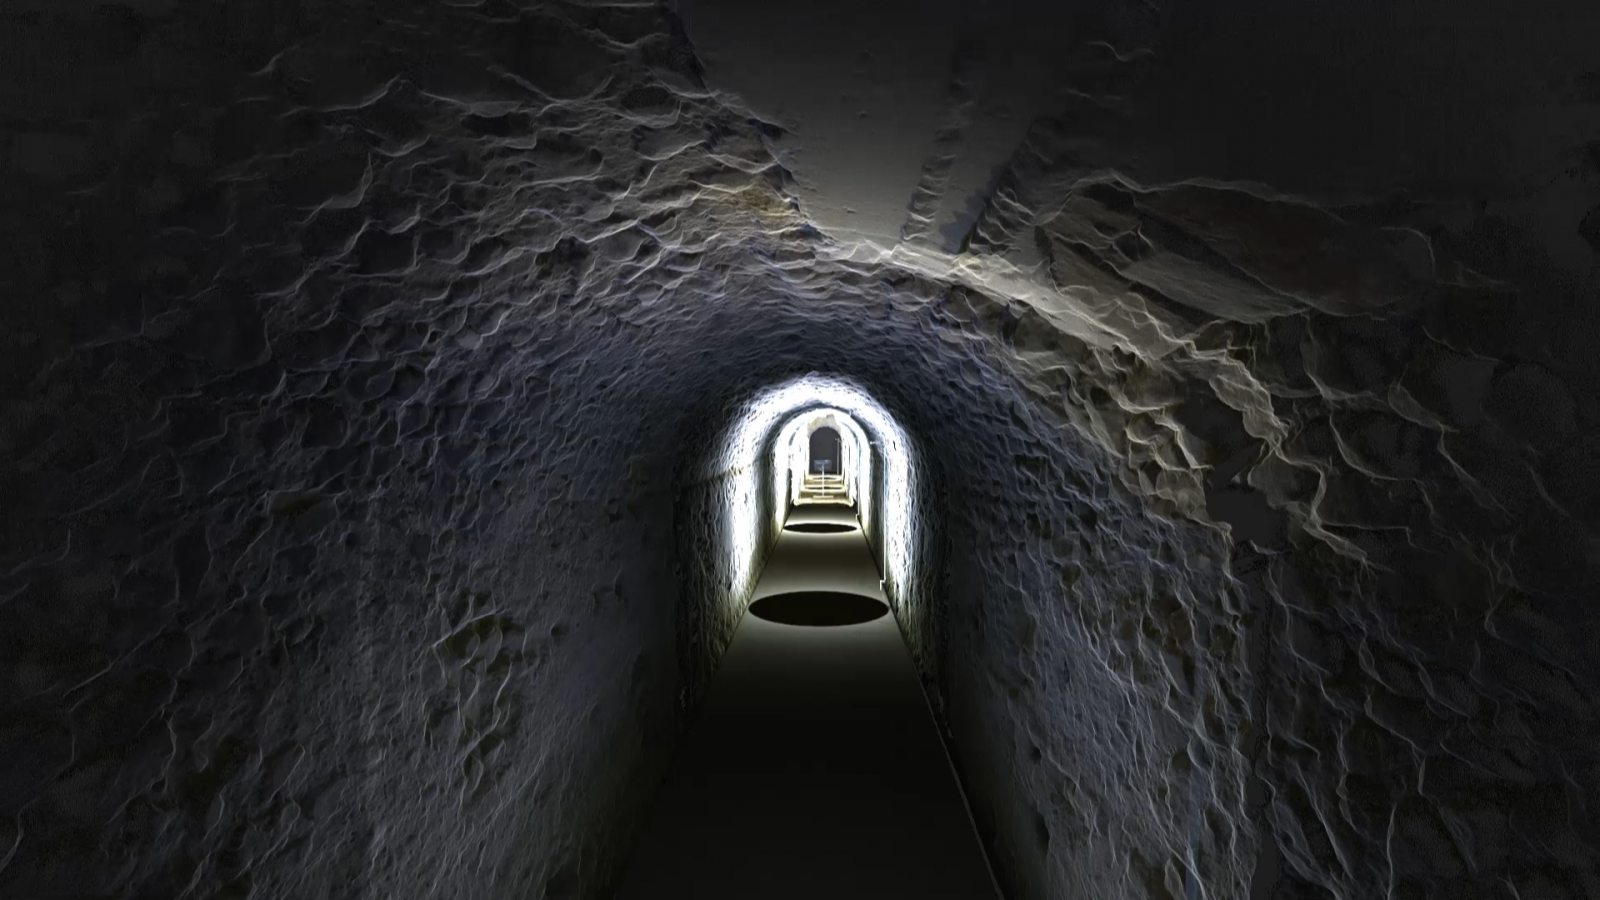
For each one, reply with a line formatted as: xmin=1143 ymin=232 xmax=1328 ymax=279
xmin=1 ymin=1 xmax=1597 ymax=900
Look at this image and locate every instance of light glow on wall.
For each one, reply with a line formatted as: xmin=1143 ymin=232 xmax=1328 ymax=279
xmin=773 ymin=407 xmax=869 ymax=513
xmin=716 ymin=374 xmax=917 ymax=613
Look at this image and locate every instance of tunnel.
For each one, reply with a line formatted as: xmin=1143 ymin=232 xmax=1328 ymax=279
xmin=807 ymin=425 xmax=841 ymax=474
xmin=1 ymin=1 xmax=1598 ymax=899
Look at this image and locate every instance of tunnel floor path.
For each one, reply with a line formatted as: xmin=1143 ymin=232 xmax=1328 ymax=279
xmin=614 ymin=503 xmax=1000 ymax=899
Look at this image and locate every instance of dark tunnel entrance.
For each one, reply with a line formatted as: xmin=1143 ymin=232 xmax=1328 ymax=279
xmin=808 ymin=425 xmax=842 ymax=474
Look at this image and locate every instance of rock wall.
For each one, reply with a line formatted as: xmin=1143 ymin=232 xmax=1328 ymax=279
xmin=2 ymin=2 xmax=1597 ymax=900
xmin=0 ymin=7 xmax=1059 ymax=895
xmin=671 ymin=391 xmax=781 ymax=717
xmin=859 ymin=288 xmax=1255 ymax=900
xmin=0 ymin=4 xmax=864 ymax=897
xmin=930 ymin=3 xmax=1600 ymax=895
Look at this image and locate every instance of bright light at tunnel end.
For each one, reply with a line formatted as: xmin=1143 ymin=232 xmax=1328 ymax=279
xmin=718 ymin=374 xmax=918 ymax=615
xmin=775 ymin=407 xmax=869 ymax=518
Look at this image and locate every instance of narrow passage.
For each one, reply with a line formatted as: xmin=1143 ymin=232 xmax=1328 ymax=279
xmin=615 ymin=504 xmax=1000 ymax=899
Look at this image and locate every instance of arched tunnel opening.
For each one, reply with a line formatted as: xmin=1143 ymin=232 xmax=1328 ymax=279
xmin=3 ymin=2 xmax=1599 ymax=900
xmin=807 ymin=425 xmax=841 ymax=475
xmin=617 ymin=375 xmax=993 ymax=897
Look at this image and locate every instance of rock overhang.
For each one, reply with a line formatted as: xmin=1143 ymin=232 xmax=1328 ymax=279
xmin=1 ymin=2 xmax=1597 ymax=900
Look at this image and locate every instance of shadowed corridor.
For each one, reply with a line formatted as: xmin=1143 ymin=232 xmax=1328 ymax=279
xmin=615 ymin=503 xmax=999 ymax=899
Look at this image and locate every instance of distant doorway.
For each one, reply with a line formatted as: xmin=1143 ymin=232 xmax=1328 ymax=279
xmin=809 ymin=426 xmax=841 ymax=475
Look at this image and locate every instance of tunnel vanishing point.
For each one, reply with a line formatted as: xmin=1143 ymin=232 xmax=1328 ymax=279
xmin=3 ymin=1 xmax=1600 ymax=898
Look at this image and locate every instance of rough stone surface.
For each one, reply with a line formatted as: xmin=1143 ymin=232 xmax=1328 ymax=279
xmin=2 ymin=2 xmax=1597 ymax=900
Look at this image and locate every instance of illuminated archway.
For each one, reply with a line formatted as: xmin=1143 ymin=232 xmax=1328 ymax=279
xmin=774 ymin=408 xmax=869 ymax=510
xmin=715 ymin=374 xmax=919 ymax=616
